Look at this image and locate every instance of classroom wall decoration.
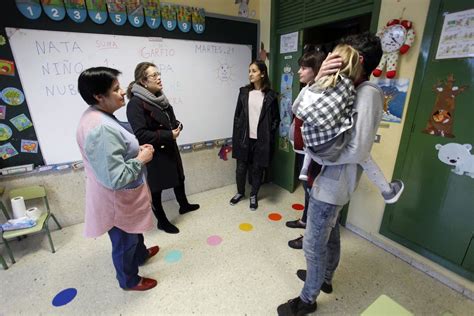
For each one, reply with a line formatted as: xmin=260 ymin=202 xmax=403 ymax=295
xmin=422 ymin=74 xmax=468 ymax=138
xmin=435 ymin=143 xmax=474 ymax=178
xmin=14 ymin=0 xmax=206 ymax=33
xmin=372 ymin=78 xmax=409 ymax=123
xmin=373 ymin=18 xmax=415 ymax=79
xmin=278 ymin=64 xmax=293 ymax=152
xmin=435 ymin=8 xmax=474 ymax=60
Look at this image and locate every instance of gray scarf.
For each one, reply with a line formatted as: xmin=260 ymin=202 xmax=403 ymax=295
xmin=131 ymin=83 xmax=170 ymax=110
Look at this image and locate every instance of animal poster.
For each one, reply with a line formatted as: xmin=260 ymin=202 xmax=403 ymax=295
xmin=10 ymin=113 xmax=33 ymax=131
xmin=21 ymin=139 xmax=39 ymax=153
xmin=422 ymin=74 xmax=467 ymax=138
xmin=435 ymin=143 xmax=474 ymax=178
xmin=279 ymin=65 xmax=293 ymax=152
xmin=0 ymin=142 xmax=18 ymax=160
xmin=373 ymin=78 xmax=409 ymax=123
xmin=436 ymin=9 xmax=474 ymax=59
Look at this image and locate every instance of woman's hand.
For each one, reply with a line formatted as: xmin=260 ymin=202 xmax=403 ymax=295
xmin=172 ymin=127 xmax=181 ymax=139
xmin=314 ymin=52 xmax=343 ymax=82
xmin=136 ymin=144 xmax=154 ymax=164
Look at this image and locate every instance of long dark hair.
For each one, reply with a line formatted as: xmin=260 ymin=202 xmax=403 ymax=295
xmin=126 ymin=61 xmax=157 ymax=99
xmin=246 ymin=60 xmax=271 ymax=93
xmin=298 ymin=44 xmax=326 ymax=76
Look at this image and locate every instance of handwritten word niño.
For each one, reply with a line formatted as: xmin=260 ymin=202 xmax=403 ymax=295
xmin=35 ymin=41 xmax=83 ymax=55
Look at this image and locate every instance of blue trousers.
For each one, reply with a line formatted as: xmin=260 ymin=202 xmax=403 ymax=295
xmin=300 ymin=196 xmax=342 ymax=303
xmin=108 ymin=226 xmax=149 ymax=289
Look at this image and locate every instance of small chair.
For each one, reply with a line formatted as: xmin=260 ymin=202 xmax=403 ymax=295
xmin=2 ymin=185 xmax=62 ymax=264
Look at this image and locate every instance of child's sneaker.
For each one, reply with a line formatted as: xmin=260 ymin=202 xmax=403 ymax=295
xmin=298 ymin=174 xmax=308 ymax=181
xmin=382 ymin=180 xmax=404 ymax=204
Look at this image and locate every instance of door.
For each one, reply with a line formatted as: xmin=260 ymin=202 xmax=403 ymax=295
xmin=381 ymin=0 xmax=474 ymax=280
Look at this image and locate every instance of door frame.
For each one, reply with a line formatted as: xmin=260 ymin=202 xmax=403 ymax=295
xmin=379 ymin=0 xmax=473 ymax=281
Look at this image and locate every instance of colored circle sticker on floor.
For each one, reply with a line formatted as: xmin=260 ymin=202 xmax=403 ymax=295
xmin=239 ymin=223 xmax=253 ymax=231
xmin=292 ymin=203 xmax=305 ymax=211
xmin=165 ymin=250 xmax=182 ymax=263
xmin=268 ymin=213 xmax=282 ymax=221
xmin=207 ymin=235 xmax=223 ymax=246
xmin=52 ymin=288 xmax=77 ymax=307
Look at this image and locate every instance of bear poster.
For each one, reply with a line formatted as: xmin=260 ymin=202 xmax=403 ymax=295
xmin=372 ymin=78 xmax=409 ymax=123
xmin=435 ymin=143 xmax=474 ymax=178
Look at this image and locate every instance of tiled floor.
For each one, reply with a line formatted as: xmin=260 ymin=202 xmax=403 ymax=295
xmin=1 ymin=184 xmax=472 ymax=315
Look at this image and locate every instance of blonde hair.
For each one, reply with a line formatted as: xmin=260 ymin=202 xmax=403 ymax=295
xmin=317 ymin=44 xmax=363 ymax=89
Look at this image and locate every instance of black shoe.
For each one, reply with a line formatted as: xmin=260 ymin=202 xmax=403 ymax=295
xmin=179 ymin=203 xmax=200 ymax=215
xmin=157 ymin=222 xmax=179 ymax=234
xmin=288 ymin=235 xmax=303 ymax=249
xmin=277 ymin=296 xmax=317 ymax=316
xmin=296 ymin=270 xmax=333 ymax=294
xmin=286 ymin=219 xmax=306 ymax=229
xmin=249 ymin=195 xmax=258 ymax=211
xmin=229 ymin=193 xmax=245 ymax=205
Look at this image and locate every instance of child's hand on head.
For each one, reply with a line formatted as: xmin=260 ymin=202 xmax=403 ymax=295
xmin=315 ymin=52 xmax=343 ymax=82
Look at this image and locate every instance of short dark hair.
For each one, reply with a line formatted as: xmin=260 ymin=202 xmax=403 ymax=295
xmin=247 ymin=60 xmax=272 ymax=93
xmin=78 ymin=67 xmax=121 ymax=105
xmin=298 ymin=45 xmax=326 ymax=75
xmin=339 ymin=32 xmax=382 ymax=78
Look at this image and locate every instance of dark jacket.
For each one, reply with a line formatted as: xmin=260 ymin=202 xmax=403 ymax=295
xmin=232 ymin=87 xmax=280 ymax=167
xmin=126 ymin=96 xmax=184 ymax=192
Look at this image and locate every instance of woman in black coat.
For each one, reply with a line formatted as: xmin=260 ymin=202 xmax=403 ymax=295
xmin=126 ymin=62 xmax=199 ymax=234
xmin=230 ymin=60 xmax=280 ymax=210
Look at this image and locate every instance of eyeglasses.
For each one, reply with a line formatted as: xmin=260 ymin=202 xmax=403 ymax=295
xmin=146 ymin=72 xmax=160 ymax=79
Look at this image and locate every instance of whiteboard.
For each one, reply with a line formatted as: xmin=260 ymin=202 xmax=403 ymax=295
xmin=6 ymin=27 xmax=251 ymax=165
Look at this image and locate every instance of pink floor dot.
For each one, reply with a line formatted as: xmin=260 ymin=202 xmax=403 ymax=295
xmin=292 ymin=203 xmax=305 ymax=211
xmin=207 ymin=235 xmax=223 ymax=246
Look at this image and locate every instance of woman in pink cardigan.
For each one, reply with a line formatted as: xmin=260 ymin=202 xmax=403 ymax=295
xmin=76 ymin=67 xmax=158 ymax=291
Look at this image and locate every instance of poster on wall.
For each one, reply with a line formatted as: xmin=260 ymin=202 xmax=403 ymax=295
xmin=278 ymin=64 xmax=293 ymax=152
xmin=106 ymin=0 xmax=127 ymax=26
xmin=436 ymin=8 xmax=474 ymax=59
xmin=64 ymin=0 xmax=87 ymax=23
xmin=372 ymin=78 xmax=409 ymax=123
xmin=143 ymin=0 xmax=161 ymax=29
xmin=280 ymin=31 xmax=298 ymax=54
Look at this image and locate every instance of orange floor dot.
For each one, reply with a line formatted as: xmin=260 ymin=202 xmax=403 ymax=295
xmin=268 ymin=213 xmax=282 ymax=221
xmin=239 ymin=223 xmax=253 ymax=231
xmin=292 ymin=203 xmax=305 ymax=211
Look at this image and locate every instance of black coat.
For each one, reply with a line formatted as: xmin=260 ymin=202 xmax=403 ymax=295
xmin=126 ymin=96 xmax=184 ymax=192
xmin=232 ymin=87 xmax=280 ymax=168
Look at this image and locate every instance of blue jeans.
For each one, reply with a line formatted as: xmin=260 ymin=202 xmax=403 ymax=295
xmin=300 ymin=196 xmax=342 ymax=303
xmin=108 ymin=226 xmax=149 ymax=289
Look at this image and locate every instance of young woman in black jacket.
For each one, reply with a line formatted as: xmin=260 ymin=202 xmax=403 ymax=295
xmin=230 ymin=60 xmax=280 ymax=210
xmin=126 ymin=62 xmax=199 ymax=234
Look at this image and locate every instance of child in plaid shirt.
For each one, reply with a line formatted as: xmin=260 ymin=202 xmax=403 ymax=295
xmin=293 ymin=44 xmax=403 ymax=203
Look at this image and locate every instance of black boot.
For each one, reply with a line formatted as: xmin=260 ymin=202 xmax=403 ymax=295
xmin=179 ymin=203 xmax=200 ymax=215
xmin=151 ymin=192 xmax=179 ymax=234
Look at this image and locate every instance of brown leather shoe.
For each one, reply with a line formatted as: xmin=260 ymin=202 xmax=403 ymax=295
xmin=126 ymin=277 xmax=157 ymax=291
xmin=147 ymin=246 xmax=160 ymax=259
xmin=288 ymin=235 xmax=303 ymax=249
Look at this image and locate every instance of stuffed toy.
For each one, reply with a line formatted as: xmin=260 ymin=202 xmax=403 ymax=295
xmin=373 ymin=19 xmax=415 ymax=78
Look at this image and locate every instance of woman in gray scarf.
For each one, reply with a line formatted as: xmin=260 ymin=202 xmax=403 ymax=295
xmin=126 ymin=62 xmax=199 ymax=234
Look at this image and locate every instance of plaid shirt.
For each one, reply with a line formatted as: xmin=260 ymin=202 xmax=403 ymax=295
xmin=295 ymin=75 xmax=356 ymax=147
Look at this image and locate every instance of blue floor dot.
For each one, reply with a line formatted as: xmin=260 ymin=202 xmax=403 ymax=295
xmin=52 ymin=288 xmax=77 ymax=307
xmin=165 ymin=250 xmax=182 ymax=263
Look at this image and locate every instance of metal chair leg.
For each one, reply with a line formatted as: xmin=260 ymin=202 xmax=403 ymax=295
xmin=45 ymin=228 xmax=56 ymax=253
xmin=3 ymin=238 xmax=15 ymax=264
xmin=0 ymin=254 xmax=8 ymax=270
xmin=50 ymin=213 xmax=62 ymax=230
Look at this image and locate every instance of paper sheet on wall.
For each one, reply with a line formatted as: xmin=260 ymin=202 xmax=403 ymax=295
xmin=435 ymin=8 xmax=474 ymax=59
xmin=280 ymin=31 xmax=298 ymax=54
